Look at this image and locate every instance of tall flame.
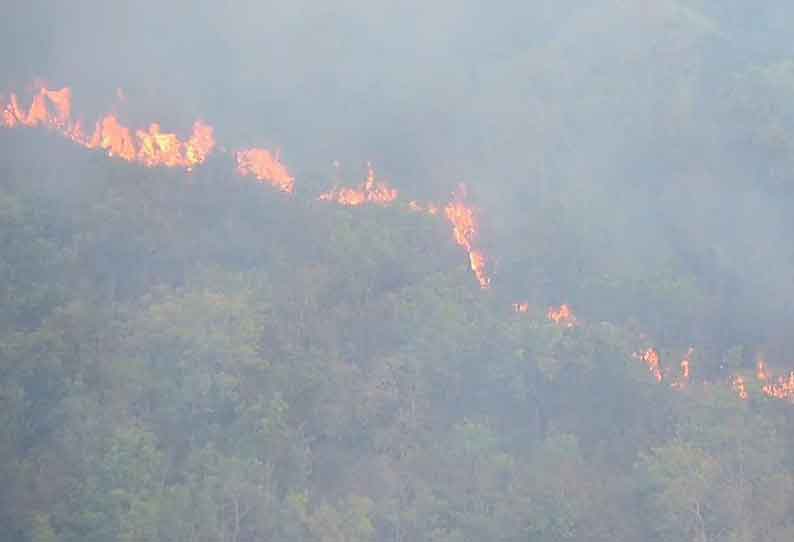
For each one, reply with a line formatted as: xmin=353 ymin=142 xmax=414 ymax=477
xmin=235 ymin=148 xmax=295 ymax=193
xmin=3 ymin=87 xmax=71 ymax=128
xmin=443 ymin=184 xmax=490 ymax=289
xmin=634 ymin=348 xmax=663 ymax=383
xmin=319 ymin=163 xmax=397 ymax=206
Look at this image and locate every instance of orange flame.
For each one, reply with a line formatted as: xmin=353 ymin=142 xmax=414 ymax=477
xmin=547 ymin=304 xmax=576 ymax=327
xmin=11 ymin=84 xmax=794 ymax=409
xmin=443 ymin=184 xmax=490 ymax=289
xmin=634 ymin=348 xmax=663 ymax=383
xmin=319 ymin=163 xmax=397 ymax=206
xmin=732 ymin=376 xmax=748 ymax=400
xmin=2 ymin=85 xmax=215 ymax=170
xmin=670 ymin=347 xmax=693 ymax=389
xmin=3 ymin=87 xmax=71 ymax=128
xmin=756 ymin=359 xmax=769 ymax=382
xmin=85 ymin=115 xmax=137 ymax=161
xmin=751 ymin=358 xmax=794 ymax=403
xmin=235 ymin=148 xmax=295 ymax=193
xmin=762 ymin=371 xmax=794 ymax=403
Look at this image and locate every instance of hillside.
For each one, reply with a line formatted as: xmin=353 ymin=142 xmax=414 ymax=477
xmin=4 ymin=2 xmax=794 ymax=541
xmin=2 ymin=122 xmax=794 ymax=541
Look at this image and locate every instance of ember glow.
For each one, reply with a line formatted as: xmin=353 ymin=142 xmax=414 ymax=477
xmin=1 ymin=85 xmax=215 ymax=170
xmin=319 ymin=163 xmax=397 ymax=206
xmin=443 ymin=184 xmax=491 ymax=289
xmin=547 ymin=304 xmax=576 ymax=327
xmin=235 ymin=148 xmax=295 ymax=193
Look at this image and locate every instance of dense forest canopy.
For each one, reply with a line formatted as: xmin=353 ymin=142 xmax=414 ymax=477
xmin=2 ymin=2 xmax=794 ymax=541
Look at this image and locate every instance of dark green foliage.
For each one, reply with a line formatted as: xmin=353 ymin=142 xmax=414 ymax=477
xmin=3 ymin=2 xmax=794 ymax=541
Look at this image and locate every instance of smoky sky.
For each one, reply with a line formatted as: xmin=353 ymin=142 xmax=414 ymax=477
xmin=4 ymin=0 xmax=794 ymax=356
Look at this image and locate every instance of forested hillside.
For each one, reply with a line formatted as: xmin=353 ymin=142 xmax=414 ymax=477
xmin=3 ymin=2 xmax=794 ymax=541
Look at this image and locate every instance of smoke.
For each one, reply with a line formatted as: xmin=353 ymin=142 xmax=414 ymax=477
xmin=3 ymin=0 xmax=794 ymax=361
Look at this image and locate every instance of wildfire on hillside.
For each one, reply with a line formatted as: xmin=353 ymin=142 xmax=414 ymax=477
xmin=12 ymin=82 xmax=794 ymax=396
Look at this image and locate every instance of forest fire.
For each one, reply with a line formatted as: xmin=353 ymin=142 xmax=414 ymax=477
xmin=235 ymin=148 xmax=295 ymax=193
xmin=318 ymin=163 xmax=397 ymax=206
xmin=443 ymin=185 xmax=490 ymax=289
xmin=2 ymin=83 xmax=502 ymax=290
xmin=547 ymin=304 xmax=576 ymax=327
xmin=634 ymin=348 xmax=663 ymax=383
xmin=1 ymin=86 xmax=216 ymax=170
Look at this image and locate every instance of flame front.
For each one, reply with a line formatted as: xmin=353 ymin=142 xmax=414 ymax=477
xmin=443 ymin=184 xmax=490 ymax=289
xmin=319 ymin=163 xmax=397 ymax=206
xmin=10 ymin=82 xmax=794 ymax=407
xmin=235 ymin=148 xmax=294 ymax=193
xmin=3 ymin=84 xmax=499 ymax=290
xmin=3 ymin=87 xmax=71 ymax=128
xmin=2 ymin=86 xmax=216 ymax=170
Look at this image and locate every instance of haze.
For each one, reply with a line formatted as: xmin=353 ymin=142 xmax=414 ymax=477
xmin=2 ymin=2 xmax=794 ymax=541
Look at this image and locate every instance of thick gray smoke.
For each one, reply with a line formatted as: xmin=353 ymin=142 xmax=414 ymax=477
xmin=3 ymin=0 xmax=794 ymax=357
